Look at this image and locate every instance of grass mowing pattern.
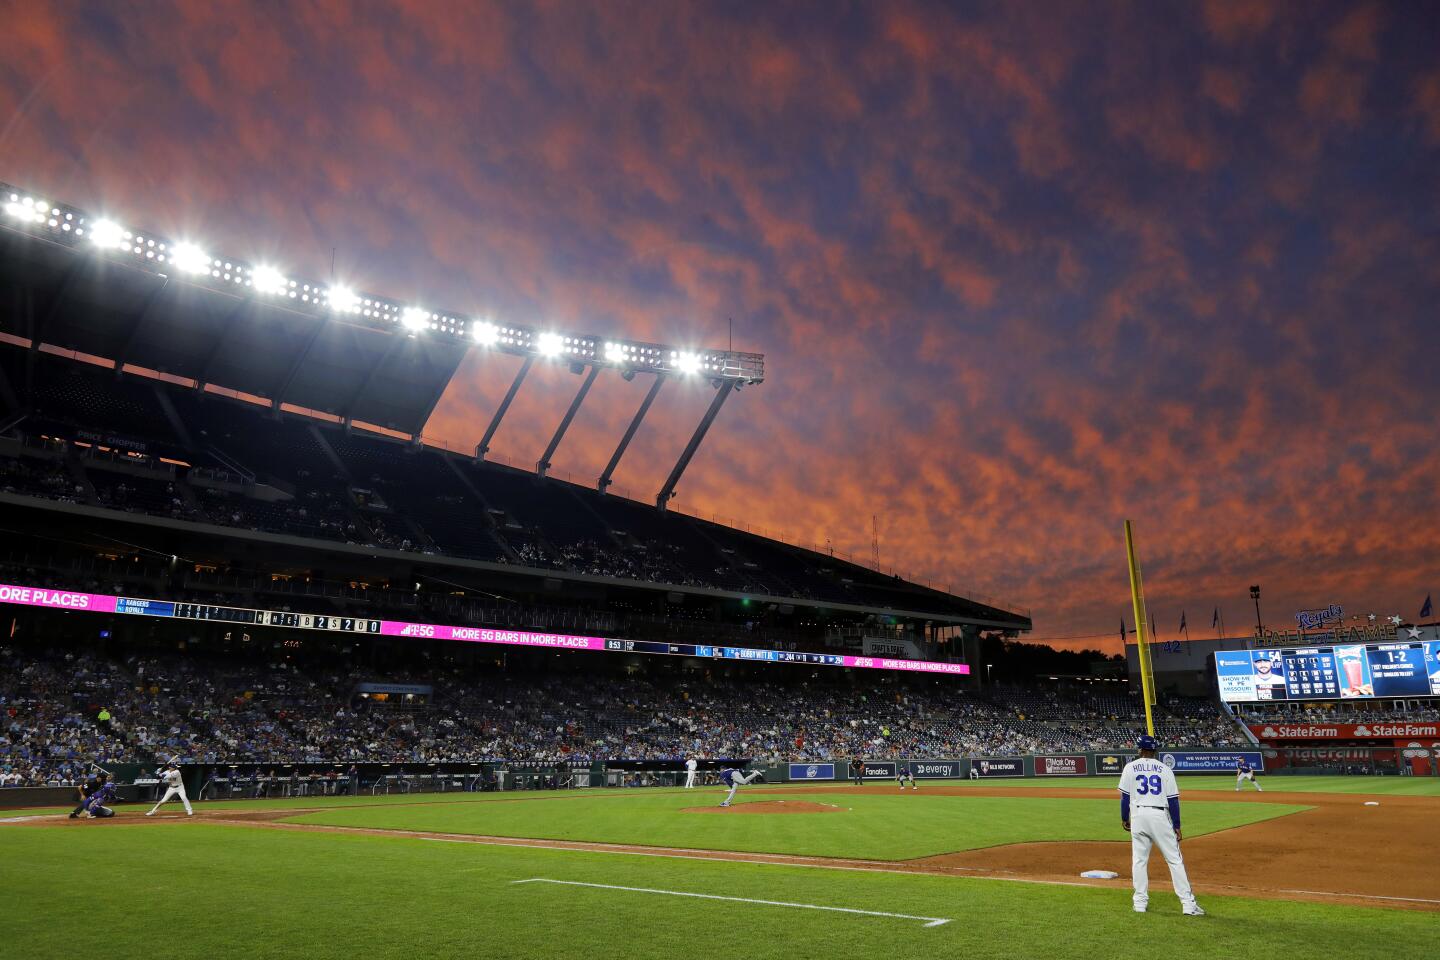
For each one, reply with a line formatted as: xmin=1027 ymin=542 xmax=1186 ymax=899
xmin=1 ymin=823 xmax=1432 ymax=960
xmin=286 ymin=790 xmax=1307 ymax=859
xmin=905 ymin=775 xmax=1440 ymax=796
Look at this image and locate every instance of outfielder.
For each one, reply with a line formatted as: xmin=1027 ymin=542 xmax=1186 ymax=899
xmin=147 ymin=761 xmax=194 ymax=816
xmin=1234 ymin=759 xmax=1262 ymax=792
xmin=1119 ymin=735 xmax=1204 ymax=916
xmin=685 ymin=757 xmax=698 ymax=789
xmin=718 ymin=766 xmax=763 ymax=806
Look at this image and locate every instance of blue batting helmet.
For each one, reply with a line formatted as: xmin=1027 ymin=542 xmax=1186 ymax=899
xmin=1137 ymin=734 xmax=1158 ymax=750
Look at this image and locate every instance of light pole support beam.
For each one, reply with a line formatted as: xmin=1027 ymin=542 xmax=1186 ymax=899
xmin=656 ymin=379 xmax=734 ymax=511
xmin=598 ymin=374 xmax=664 ymax=493
xmin=537 ymin=364 xmax=600 ymax=477
xmin=476 ymin=355 xmax=533 ymax=459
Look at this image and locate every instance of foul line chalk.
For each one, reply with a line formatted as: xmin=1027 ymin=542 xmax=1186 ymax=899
xmin=511 ymin=877 xmax=951 ymax=927
xmin=1277 ymin=889 xmax=1440 ymax=906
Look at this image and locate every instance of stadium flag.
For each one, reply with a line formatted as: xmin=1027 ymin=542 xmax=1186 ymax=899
xmin=1422 ymin=594 xmax=1433 ymax=620
xmin=1150 ymin=612 xmax=1158 ymax=643
xmin=1179 ymin=610 xmax=1188 ymax=638
xmin=1120 ymin=619 xmax=1127 ymax=644
xmin=1211 ymin=607 xmax=1219 ymax=629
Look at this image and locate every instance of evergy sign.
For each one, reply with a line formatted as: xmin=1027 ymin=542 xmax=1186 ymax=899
xmin=0 ymin=583 xmax=116 ymax=613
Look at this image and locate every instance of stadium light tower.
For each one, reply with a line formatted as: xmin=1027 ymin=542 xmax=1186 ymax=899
xmin=1250 ymin=585 xmax=1263 ymax=634
xmin=0 ymin=179 xmax=765 ymax=504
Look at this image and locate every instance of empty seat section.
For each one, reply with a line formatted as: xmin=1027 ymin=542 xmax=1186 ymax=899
xmin=328 ymin=433 xmax=507 ymax=562
xmin=29 ymin=355 xmax=178 ymax=444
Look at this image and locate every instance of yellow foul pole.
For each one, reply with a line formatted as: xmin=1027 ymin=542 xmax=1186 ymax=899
xmin=1123 ymin=519 xmax=1156 ymax=737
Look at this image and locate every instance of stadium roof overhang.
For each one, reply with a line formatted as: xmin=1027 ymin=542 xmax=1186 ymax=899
xmin=0 ymin=493 xmax=1028 ymax=630
xmin=0 ymin=219 xmax=462 ymax=435
xmin=0 ymin=183 xmax=763 ymax=442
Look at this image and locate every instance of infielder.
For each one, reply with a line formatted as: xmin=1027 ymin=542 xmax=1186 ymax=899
xmin=685 ymin=757 xmax=698 ymax=788
xmin=896 ymin=768 xmax=918 ymax=790
xmin=718 ymin=766 xmax=763 ymax=806
xmin=147 ymin=761 xmax=194 ymax=816
xmin=1119 ymin=735 xmax=1204 ymax=916
xmin=1234 ymin=759 xmax=1262 ymax=792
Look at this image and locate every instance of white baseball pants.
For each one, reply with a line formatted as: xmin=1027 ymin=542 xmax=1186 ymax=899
xmin=150 ymin=784 xmax=193 ymax=815
xmin=1131 ymin=807 xmax=1196 ymax=910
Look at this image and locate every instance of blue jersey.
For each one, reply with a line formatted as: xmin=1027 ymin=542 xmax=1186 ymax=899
xmin=1237 ymin=762 xmax=1252 ymax=773
xmin=720 ymin=768 xmax=739 ymax=786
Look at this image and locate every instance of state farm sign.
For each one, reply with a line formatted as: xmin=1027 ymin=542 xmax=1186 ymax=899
xmin=1251 ymin=722 xmax=1440 ymax=741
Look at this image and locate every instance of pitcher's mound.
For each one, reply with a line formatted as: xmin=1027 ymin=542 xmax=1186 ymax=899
xmin=684 ymin=801 xmax=842 ymax=815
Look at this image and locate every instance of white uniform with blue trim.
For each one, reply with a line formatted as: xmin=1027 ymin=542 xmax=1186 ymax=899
xmin=1119 ymin=757 xmax=1197 ymax=912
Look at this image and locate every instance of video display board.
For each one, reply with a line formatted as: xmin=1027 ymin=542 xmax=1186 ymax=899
xmin=0 ymin=583 xmax=968 ymax=677
xmin=1216 ymin=641 xmax=1440 ymax=702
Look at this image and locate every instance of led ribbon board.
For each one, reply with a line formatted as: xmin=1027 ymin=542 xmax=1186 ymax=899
xmin=0 ymin=583 xmax=969 ymax=676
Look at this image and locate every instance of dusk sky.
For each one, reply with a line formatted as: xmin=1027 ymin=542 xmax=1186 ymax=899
xmin=4 ymin=1 xmax=1439 ymax=650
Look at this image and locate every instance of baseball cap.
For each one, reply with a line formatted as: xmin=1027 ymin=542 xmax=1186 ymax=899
xmin=1136 ymin=734 xmax=1158 ymax=750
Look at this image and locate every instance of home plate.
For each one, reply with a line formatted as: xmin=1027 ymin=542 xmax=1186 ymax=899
xmin=1080 ymin=870 xmax=1120 ymax=880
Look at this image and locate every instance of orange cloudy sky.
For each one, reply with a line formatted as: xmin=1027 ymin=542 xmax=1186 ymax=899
xmin=3 ymin=1 xmax=1438 ymax=650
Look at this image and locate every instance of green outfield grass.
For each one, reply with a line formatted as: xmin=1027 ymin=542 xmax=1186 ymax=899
xmin=285 ymin=788 xmax=1307 ymax=859
xmin=1 ymin=821 xmax=1432 ymax=960
xmin=903 ymin=775 xmax=1440 ymax=795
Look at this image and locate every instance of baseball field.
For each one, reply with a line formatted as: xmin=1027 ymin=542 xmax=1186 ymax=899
xmin=3 ymin=776 xmax=1436 ymax=959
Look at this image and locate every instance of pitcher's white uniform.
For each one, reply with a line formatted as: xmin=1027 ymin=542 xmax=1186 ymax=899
xmin=1119 ymin=757 xmax=1199 ymax=914
xmin=684 ymin=758 xmax=698 ymax=788
xmin=147 ymin=765 xmax=194 ymax=816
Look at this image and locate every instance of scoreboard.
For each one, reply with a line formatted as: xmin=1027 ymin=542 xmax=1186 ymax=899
xmin=1216 ymin=641 xmax=1440 ymax=702
xmin=119 ymin=598 xmax=383 ymax=632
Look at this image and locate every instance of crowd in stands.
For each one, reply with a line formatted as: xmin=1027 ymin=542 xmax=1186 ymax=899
xmin=1239 ymin=702 xmax=1440 ymax=723
xmin=0 ymin=455 xmax=85 ymax=504
xmin=2 ymin=642 xmax=1256 ymax=786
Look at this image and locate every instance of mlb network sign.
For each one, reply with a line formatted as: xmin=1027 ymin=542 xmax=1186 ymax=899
xmin=972 ymin=757 xmax=1025 ymax=778
xmin=787 ymin=763 xmax=835 ymax=781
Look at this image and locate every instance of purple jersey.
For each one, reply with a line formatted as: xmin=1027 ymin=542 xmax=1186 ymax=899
xmin=85 ymin=782 xmax=117 ymax=812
